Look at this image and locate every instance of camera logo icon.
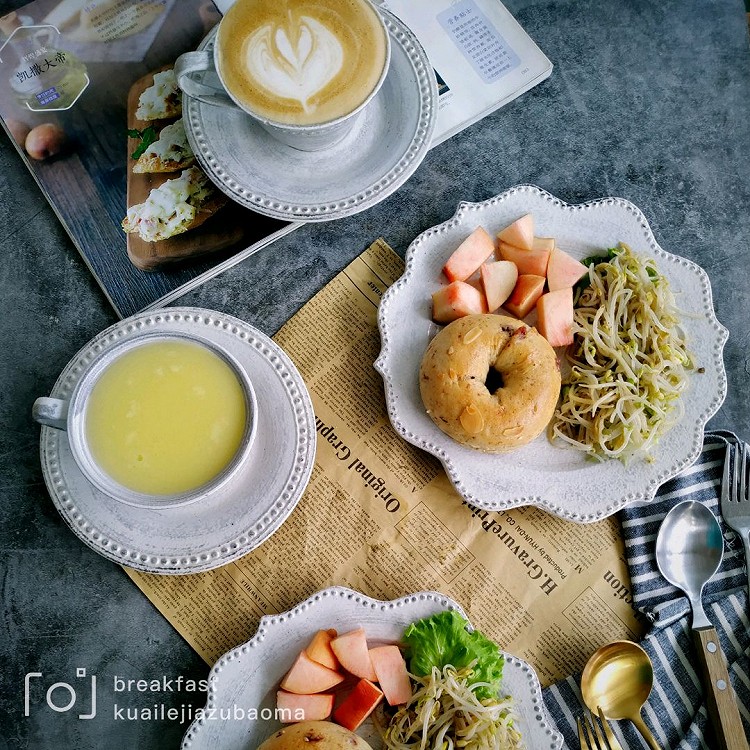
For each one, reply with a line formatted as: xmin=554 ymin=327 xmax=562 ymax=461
xmin=24 ymin=668 xmax=97 ymax=720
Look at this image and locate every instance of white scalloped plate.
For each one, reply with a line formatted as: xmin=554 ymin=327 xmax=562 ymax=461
xmin=38 ymin=308 xmax=316 ymax=574
xmin=180 ymin=587 xmax=562 ymax=750
xmin=374 ymin=185 xmax=728 ymax=522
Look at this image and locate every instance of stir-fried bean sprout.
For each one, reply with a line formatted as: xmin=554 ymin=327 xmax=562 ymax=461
xmin=549 ymin=243 xmax=693 ymax=463
xmin=375 ymin=663 xmax=523 ymax=750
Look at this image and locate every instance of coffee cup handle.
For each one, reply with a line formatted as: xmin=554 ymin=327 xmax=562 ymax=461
xmin=174 ymin=51 xmax=238 ymax=109
xmin=32 ymin=397 xmax=69 ymax=431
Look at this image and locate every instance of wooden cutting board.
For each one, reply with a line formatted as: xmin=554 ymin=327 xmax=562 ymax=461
xmin=125 ymin=67 xmax=246 ymax=271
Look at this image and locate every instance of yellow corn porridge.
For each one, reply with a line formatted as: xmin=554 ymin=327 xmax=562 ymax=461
xmin=85 ymin=340 xmax=247 ymax=495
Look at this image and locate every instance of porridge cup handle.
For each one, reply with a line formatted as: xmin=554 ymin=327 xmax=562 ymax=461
xmin=32 ymin=397 xmax=69 ymax=431
xmin=174 ymin=50 xmax=238 ymax=109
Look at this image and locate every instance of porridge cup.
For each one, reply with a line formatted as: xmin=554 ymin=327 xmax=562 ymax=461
xmin=174 ymin=0 xmax=391 ymax=151
xmin=32 ymin=331 xmax=257 ymax=510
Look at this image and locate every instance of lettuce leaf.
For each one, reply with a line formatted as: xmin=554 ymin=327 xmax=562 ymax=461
xmin=402 ymin=610 xmax=504 ymax=700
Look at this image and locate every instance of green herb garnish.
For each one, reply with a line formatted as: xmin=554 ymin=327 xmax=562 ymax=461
xmin=580 ymin=245 xmax=621 ymax=269
xmin=128 ymin=126 xmax=158 ymax=159
xmin=576 ymin=246 xmax=623 ymax=292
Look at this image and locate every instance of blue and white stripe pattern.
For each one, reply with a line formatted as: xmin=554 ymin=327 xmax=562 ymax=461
xmin=543 ymin=432 xmax=750 ymax=749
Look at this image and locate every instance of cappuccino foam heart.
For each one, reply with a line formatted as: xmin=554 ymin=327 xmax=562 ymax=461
xmin=218 ymin=0 xmax=388 ymax=127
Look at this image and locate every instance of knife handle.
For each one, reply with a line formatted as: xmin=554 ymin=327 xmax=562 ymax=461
xmin=692 ymin=626 xmax=749 ymax=750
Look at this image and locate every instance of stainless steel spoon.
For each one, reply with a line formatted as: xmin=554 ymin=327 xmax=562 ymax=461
xmin=655 ymin=500 xmax=749 ymax=750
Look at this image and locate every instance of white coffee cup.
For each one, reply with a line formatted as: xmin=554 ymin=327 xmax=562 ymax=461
xmin=33 ymin=331 xmax=257 ymax=510
xmin=174 ymin=0 xmax=391 ymax=151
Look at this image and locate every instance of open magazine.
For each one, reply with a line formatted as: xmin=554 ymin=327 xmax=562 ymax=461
xmin=376 ymin=0 xmax=552 ymax=146
xmin=0 ymin=0 xmax=551 ymax=318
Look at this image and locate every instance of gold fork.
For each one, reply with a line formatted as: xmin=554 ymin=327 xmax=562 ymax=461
xmin=577 ymin=706 xmax=624 ymax=750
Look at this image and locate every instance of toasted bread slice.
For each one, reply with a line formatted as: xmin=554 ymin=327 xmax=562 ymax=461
xmin=133 ymin=119 xmax=195 ymax=174
xmin=186 ymin=191 xmax=228 ymax=232
xmin=122 ymin=167 xmax=226 ymax=243
xmin=135 ymin=68 xmax=181 ymax=121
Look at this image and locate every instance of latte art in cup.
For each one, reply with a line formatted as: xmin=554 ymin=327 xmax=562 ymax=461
xmin=218 ymin=0 xmax=388 ymax=127
xmin=247 ymin=16 xmax=344 ymax=114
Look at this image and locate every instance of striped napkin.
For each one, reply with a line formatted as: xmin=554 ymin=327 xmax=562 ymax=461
xmin=543 ymin=432 xmax=750 ymax=749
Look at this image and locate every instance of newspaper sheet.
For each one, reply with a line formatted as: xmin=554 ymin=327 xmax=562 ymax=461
xmin=125 ymin=239 xmax=646 ymax=688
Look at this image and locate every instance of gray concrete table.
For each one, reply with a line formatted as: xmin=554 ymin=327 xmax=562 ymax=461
xmin=2 ymin=0 xmax=749 ymax=748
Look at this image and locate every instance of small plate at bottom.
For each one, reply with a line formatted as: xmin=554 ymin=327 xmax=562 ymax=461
xmin=183 ymin=9 xmax=438 ymax=222
xmin=39 ymin=307 xmax=316 ymax=574
xmin=180 ymin=586 xmax=563 ymax=750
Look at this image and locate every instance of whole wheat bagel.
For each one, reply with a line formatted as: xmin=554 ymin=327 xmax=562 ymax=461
xmin=419 ymin=314 xmax=561 ymax=452
xmin=257 ymin=721 xmax=372 ymax=750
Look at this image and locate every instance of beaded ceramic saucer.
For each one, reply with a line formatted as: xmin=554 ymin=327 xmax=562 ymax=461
xmin=38 ymin=307 xmax=316 ymax=574
xmin=182 ymin=8 xmax=438 ymax=222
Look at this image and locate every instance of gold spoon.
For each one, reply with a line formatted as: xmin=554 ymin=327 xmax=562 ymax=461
xmin=581 ymin=640 xmax=661 ymax=750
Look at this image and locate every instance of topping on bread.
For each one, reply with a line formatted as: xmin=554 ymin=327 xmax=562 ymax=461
xmin=122 ymin=167 xmax=225 ymax=243
xmin=132 ymin=119 xmax=195 ymax=174
xmin=135 ymin=69 xmax=181 ymax=121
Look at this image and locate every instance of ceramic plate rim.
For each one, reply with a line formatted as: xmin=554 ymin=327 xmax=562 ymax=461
xmin=374 ymin=185 xmax=728 ymax=522
xmin=184 ymin=9 xmax=438 ymax=223
xmin=38 ymin=307 xmax=316 ymax=574
xmin=180 ymin=585 xmax=563 ymax=750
